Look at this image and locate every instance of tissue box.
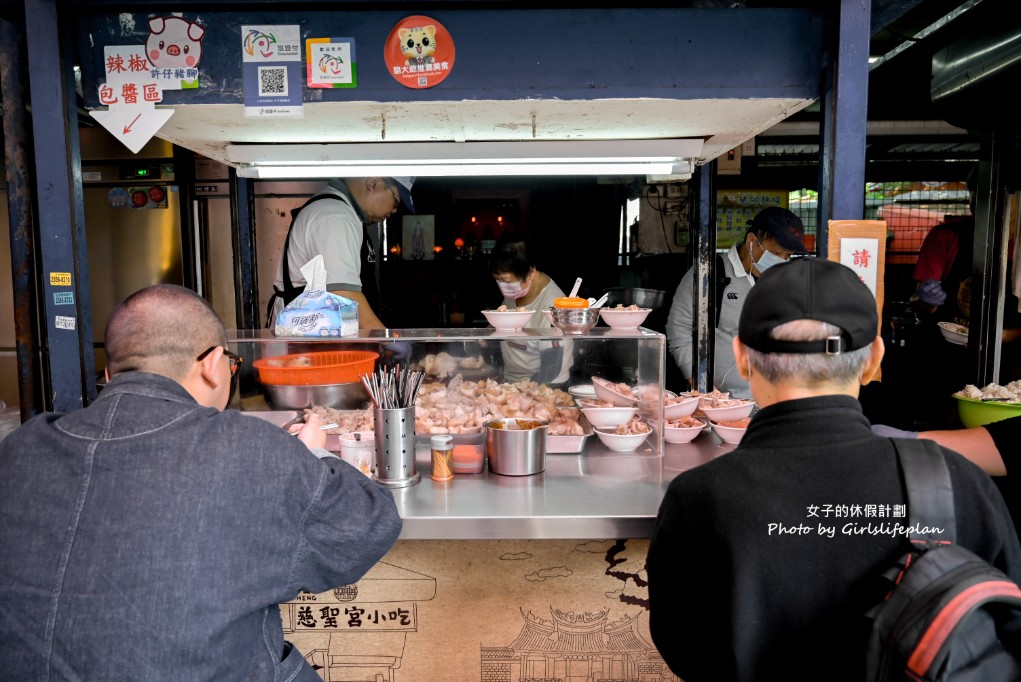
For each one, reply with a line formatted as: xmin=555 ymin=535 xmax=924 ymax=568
xmin=273 ymin=290 xmax=359 ymax=337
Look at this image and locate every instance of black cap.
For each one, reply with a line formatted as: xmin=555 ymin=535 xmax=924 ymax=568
xmin=738 ymin=257 xmax=878 ymax=354
xmin=749 ymin=207 xmax=808 ymax=253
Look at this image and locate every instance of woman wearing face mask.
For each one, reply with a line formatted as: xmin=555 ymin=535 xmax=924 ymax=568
xmin=488 ymin=236 xmax=573 ymax=386
xmin=665 ymin=206 xmax=808 ymax=399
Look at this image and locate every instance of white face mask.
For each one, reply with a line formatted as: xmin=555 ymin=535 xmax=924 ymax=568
xmin=497 ymin=278 xmax=531 ymax=300
xmin=496 ymin=271 xmax=531 ymax=300
xmin=753 ymin=236 xmax=787 ymax=274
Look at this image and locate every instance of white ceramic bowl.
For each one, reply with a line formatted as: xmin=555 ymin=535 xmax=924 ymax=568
xmin=592 ymin=377 xmax=638 ymax=406
xmin=568 ymin=384 xmax=598 ymax=403
xmin=593 ymin=426 xmax=651 ymax=452
xmin=580 ymin=405 xmax=638 ymax=429
xmin=664 ymin=417 xmax=707 ymax=444
xmin=699 ymin=401 xmax=755 ymax=422
xmin=663 ymin=395 xmax=701 ymax=420
xmin=938 ymin=321 xmax=968 ymax=346
xmin=599 ymin=307 xmax=652 ymax=329
xmin=482 ymin=309 xmax=535 ymax=331
xmin=711 ymin=418 xmax=751 ymax=444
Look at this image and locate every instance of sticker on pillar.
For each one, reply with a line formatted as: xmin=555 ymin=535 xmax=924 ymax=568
xmin=144 ymin=16 xmax=205 ymax=89
xmin=384 ymin=16 xmax=455 ymax=89
xmin=50 ymin=273 xmax=72 ymax=287
xmin=54 ymin=292 xmax=74 ymax=306
xmin=242 ymin=25 xmax=304 ymax=119
xmin=107 ymin=187 xmax=129 ymax=208
xmin=307 ymin=37 xmax=356 ymax=89
xmin=55 ymin=316 xmax=76 ymax=331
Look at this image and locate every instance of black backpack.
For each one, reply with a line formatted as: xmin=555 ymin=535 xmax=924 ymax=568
xmin=864 ymin=438 xmax=1021 ymax=681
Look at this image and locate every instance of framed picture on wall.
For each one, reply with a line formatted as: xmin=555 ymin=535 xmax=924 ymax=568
xmin=404 ymin=215 xmax=435 ymax=260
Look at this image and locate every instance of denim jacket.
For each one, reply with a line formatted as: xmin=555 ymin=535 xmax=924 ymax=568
xmin=0 ymin=372 xmax=402 ymax=681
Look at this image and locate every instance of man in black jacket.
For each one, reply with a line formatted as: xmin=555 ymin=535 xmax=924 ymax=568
xmin=646 ymin=257 xmax=1021 ymax=682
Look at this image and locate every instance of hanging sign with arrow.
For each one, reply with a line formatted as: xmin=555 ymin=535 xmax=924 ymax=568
xmin=89 ymin=16 xmax=207 ymax=153
xmin=90 ymin=45 xmax=174 ymax=154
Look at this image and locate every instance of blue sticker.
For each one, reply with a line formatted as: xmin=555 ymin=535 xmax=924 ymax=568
xmin=54 ymin=291 xmax=75 ymax=306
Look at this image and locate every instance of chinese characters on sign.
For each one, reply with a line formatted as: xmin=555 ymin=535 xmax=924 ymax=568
xmin=716 ymin=190 xmax=791 ymax=248
xmin=306 ymin=38 xmax=357 ymax=89
xmin=840 ymin=237 xmax=880 ymax=296
xmin=287 ymin=602 xmax=417 ymax=631
xmin=383 ymin=16 xmax=456 ymax=89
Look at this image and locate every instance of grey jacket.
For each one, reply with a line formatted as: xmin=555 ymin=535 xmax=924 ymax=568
xmin=665 ymin=244 xmax=754 ymax=399
xmin=0 ymin=372 xmax=402 ymax=681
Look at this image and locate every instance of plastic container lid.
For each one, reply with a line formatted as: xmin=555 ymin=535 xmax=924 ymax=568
xmin=430 ymin=435 xmax=453 ymax=449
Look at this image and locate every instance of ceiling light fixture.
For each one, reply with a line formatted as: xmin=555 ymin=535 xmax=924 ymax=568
xmin=225 ymin=139 xmax=703 ymax=179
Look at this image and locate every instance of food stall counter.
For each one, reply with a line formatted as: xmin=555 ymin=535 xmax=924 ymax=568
xmin=389 ymin=434 xmax=735 ymax=540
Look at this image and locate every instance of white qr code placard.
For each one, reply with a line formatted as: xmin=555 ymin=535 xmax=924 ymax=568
xmin=55 ymin=316 xmax=76 ymax=330
xmin=242 ymin=25 xmax=303 ymax=119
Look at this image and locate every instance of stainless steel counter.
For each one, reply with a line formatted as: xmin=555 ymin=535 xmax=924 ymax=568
xmin=393 ymin=433 xmax=735 ymax=540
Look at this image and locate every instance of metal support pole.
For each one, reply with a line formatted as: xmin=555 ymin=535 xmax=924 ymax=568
xmin=24 ymin=0 xmax=95 ymax=412
xmin=692 ymin=160 xmax=717 ymax=394
xmin=0 ymin=15 xmax=42 ymax=419
xmin=229 ymin=169 xmax=259 ymax=330
xmin=818 ymin=0 xmax=870 ymax=249
xmin=969 ymin=136 xmax=1007 ymax=386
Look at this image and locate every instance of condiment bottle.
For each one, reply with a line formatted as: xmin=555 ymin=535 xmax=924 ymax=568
xmin=430 ymin=435 xmax=454 ymax=482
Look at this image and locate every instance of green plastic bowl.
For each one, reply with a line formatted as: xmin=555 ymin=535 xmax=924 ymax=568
xmin=954 ymin=395 xmax=1021 ymax=427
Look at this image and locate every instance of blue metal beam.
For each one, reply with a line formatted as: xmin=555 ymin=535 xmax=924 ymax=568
xmin=24 ymin=0 xmax=96 ymax=412
xmin=76 ymin=7 xmax=825 ymax=107
xmin=819 ymin=0 xmax=870 ymax=242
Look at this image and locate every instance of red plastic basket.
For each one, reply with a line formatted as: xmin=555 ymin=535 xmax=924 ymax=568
xmin=253 ymin=350 xmax=379 ymax=386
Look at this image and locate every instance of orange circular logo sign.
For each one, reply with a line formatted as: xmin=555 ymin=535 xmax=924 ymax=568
xmin=384 ymin=15 xmax=455 ymax=89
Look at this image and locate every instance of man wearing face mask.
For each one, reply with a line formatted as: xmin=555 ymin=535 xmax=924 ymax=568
xmin=665 ymin=206 xmax=807 ymax=399
xmin=488 ymin=236 xmax=573 ymax=386
xmin=0 ymin=284 xmax=402 ymax=681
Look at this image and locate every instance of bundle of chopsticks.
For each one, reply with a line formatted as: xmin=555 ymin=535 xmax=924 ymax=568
xmin=360 ymin=365 xmax=424 ymax=410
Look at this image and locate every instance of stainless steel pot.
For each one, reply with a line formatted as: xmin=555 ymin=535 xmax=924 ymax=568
xmin=484 ymin=418 xmax=548 ymax=476
xmin=602 ymin=287 xmax=667 ymax=310
xmin=263 ymin=382 xmax=371 ymax=410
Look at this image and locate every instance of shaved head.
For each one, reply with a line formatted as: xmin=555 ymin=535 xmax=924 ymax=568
xmin=105 ymin=284 xmax=225 ymax=380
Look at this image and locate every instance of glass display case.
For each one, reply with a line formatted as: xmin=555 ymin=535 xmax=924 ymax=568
xmin=228 ymin=326 xmax=667 ymax=457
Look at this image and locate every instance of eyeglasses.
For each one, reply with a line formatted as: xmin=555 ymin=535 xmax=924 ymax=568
xmin=385 ymin=181 xmax=402 ymax=209
xmin=197 ymin=346 xmax=243 ymax=375
xmin=197 ymin=346 xmax=244 ymax=406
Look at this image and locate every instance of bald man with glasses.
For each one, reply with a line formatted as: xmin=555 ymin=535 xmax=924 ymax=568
xmin=0 ymin=283 xmax=402 ymax=681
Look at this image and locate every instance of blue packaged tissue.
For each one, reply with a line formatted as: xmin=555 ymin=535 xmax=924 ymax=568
xmin=273 ymin=290 xmax=359 ymax=337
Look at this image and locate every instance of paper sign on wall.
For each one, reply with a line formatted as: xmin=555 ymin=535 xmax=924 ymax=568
xmin=839 ymin=237 xmax=880 ymax=296
xmin=307 ymin=38 xmax=357 ymax=88
xmin=242 ymin=25 xmax=304 ymax=118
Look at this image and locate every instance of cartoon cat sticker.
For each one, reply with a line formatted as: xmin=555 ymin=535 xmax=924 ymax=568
xmin=399 ymin=25 xmax=436 ymax=67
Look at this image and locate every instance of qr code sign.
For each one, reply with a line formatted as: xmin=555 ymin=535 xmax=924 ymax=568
xmin=258 ymin=66 xmax=288 ymax=96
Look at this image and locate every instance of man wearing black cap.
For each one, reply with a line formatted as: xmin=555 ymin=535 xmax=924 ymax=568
xmin=270 ymin=176 xmax=415 ymax=330
xmin=665 ymin=206 xmax=807 ymax=399
xmin=647 ymin=257 xmax=1021 ymax=682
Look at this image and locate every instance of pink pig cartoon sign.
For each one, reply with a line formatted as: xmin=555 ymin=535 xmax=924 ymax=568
xmin=146 ymin=16 xmax=204 ymax=71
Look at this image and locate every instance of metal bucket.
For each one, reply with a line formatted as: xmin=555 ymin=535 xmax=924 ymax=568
xmin=484 ymin=418 xmax=548 ymax=476
xmin=373 ymin=406 xmax=421 ymax=488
